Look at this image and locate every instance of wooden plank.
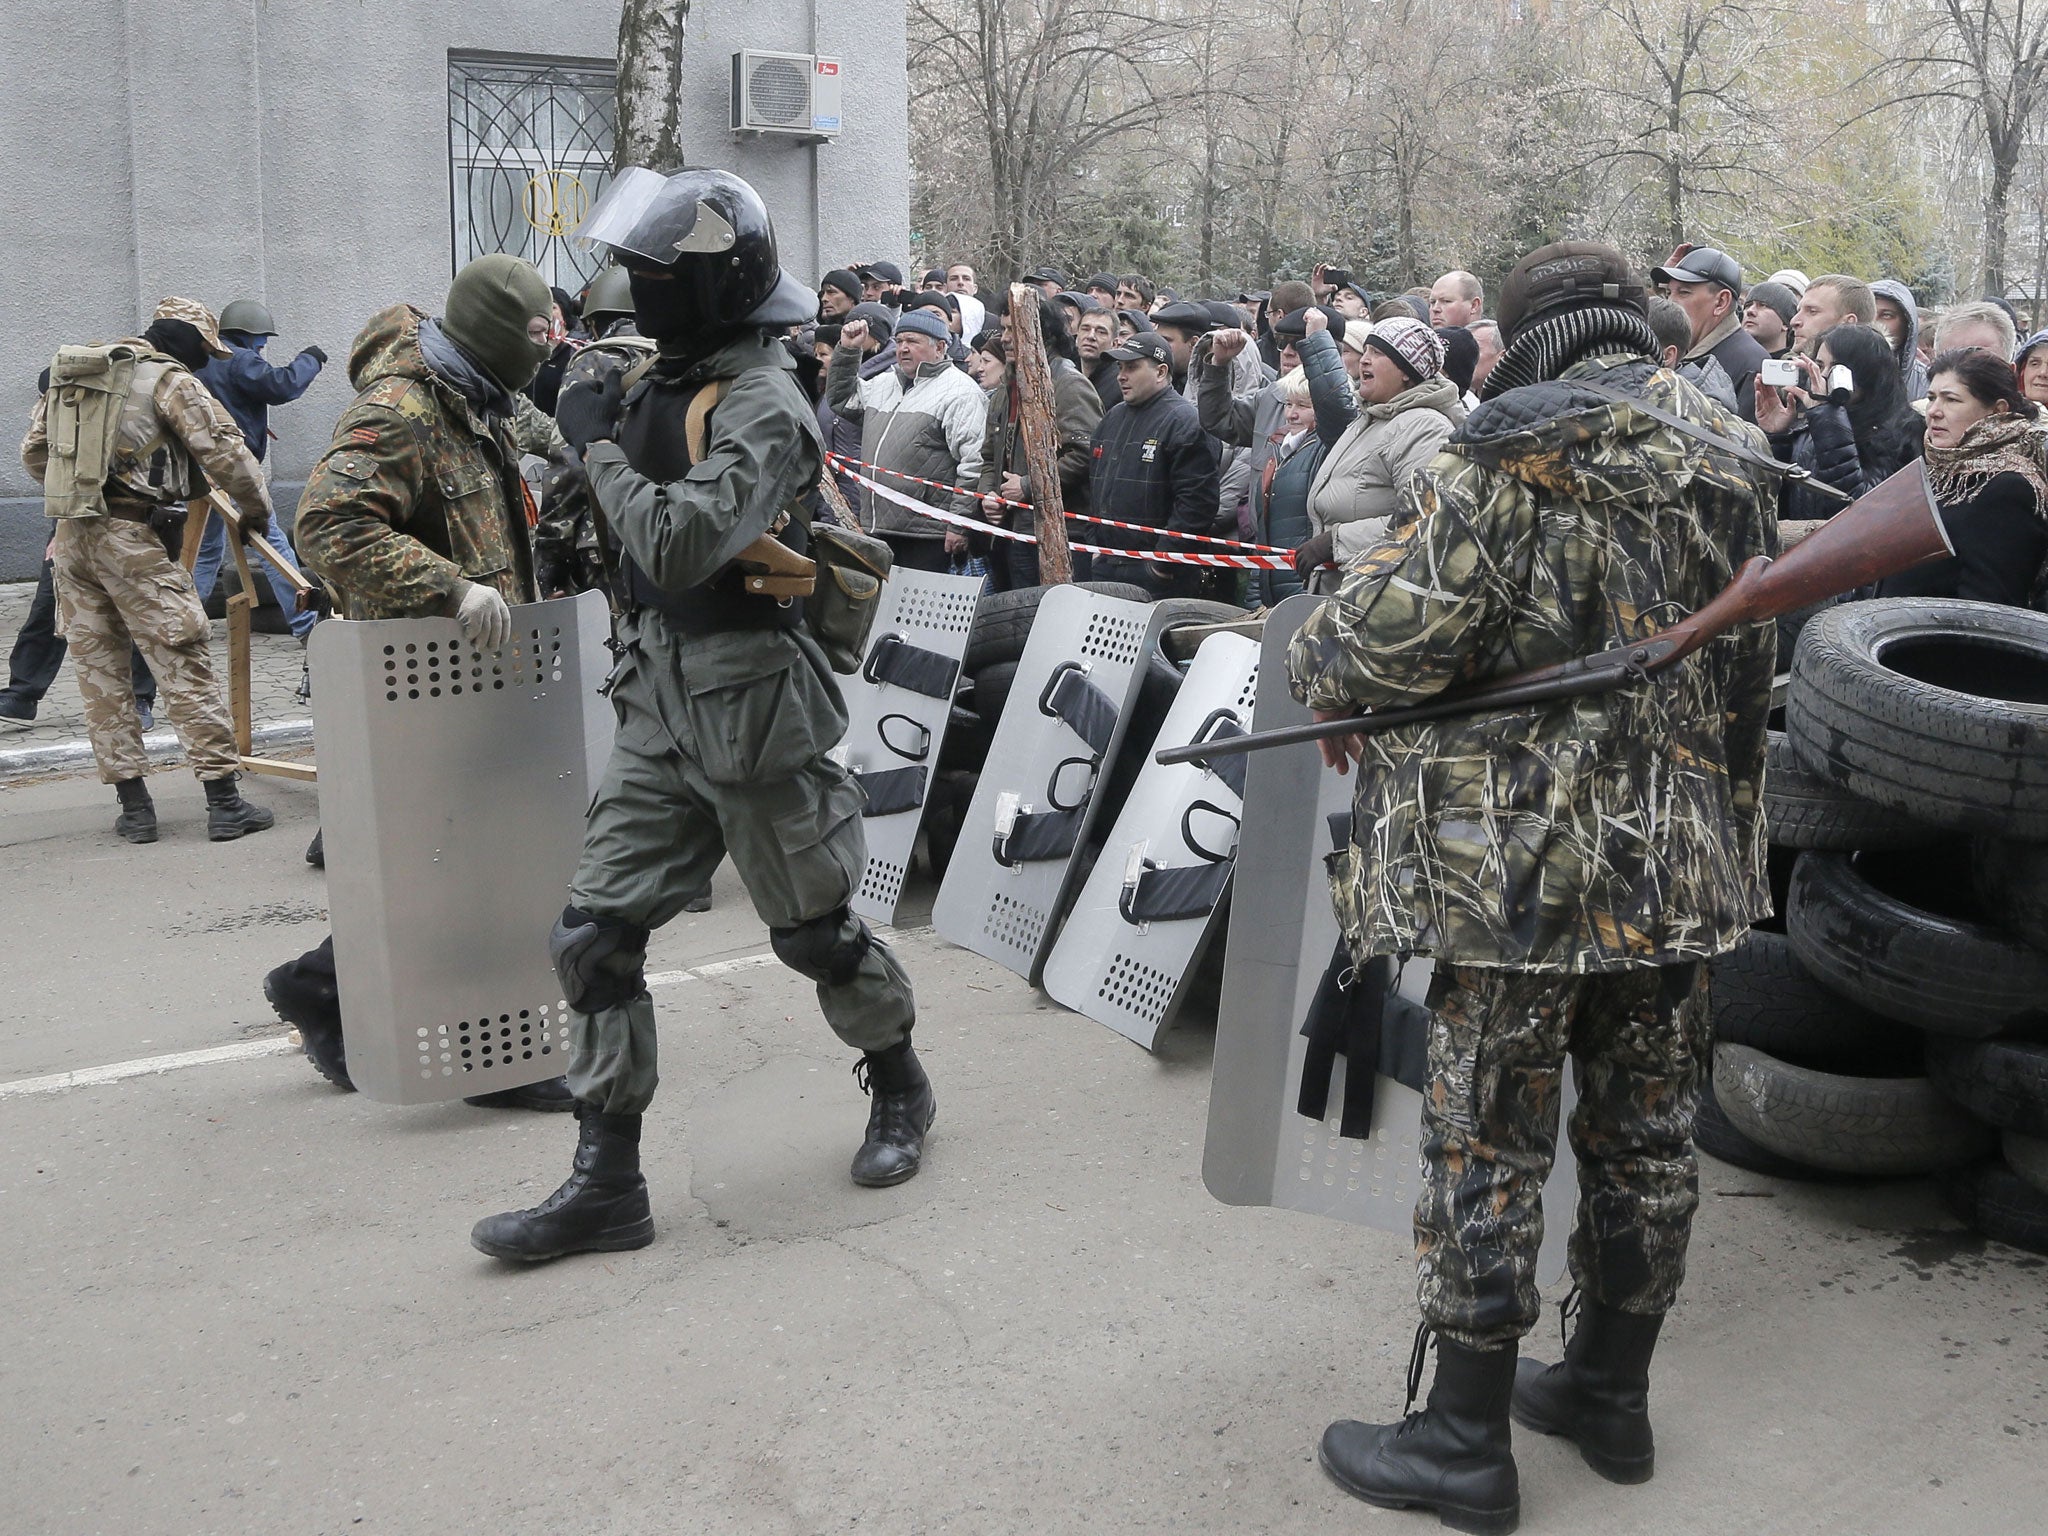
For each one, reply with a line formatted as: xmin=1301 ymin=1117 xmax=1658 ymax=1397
xmin=240 ymin=755 xmax=317 ymax=783
xmin=180 ymin=499 xmax=210 ymax=573
xmin=227 ymin=593 xmax=254 ymax=756
xmin=1006 ymin=283 xmax=1073 ymax=585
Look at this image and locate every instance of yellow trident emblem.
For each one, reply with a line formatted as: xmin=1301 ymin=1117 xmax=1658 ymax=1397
xmin=524 ymin=171 xmax=588 ymax=237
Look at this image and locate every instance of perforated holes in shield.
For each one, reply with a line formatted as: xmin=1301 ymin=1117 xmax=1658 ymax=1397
xmin=1080 ymin=614 xmax=1144 ymax=666
xmin=858 ymin=856 xmax=906 ymax=909
xmin=984 ymin=891 xmax=1048 ymax=957
xmin=416 ymin=1002 xmax=566 ymax=1079
xmin=901 ymin=586 xmax=978 ymax=636
xmin=1099 ymin=951 xmax=1176 ymax=1025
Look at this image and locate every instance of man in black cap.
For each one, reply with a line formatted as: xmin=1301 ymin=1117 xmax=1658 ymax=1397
xmin=1027 ymin=265 xmax=1068 ymax=298
xmin=1651 ymin=245 xmax=1766 ymax=420
xmin=1084 ymin=331 xmax=1218 ymax=597
xmin=920 ymin=268 xmax=947 ymax=292
xmin=1149 ymin=300 xmax=1220 ymax=393
xmin=858 ymin=261 xmax=905 ymax=305
xmin=1083 ymin=273 xmax=1120 ymax=307
xmin=819 ymin=268 xmax=861 ymax=320
xmin=1741 ymin=281 xmax=1798 ymax=360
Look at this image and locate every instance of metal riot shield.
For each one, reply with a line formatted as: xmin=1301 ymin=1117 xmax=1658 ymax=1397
xmin=1040 ymin=632 xmax=1260 ymax=1049
xmin=1203 ymin=596 xmax=1577 ymax=1284
xmin=839 ymin=568 xmax=984 ymax=925
xmin=307 ymin=592 xmax=614 ymax=1105
xmin=932 ymin=586 xmax=1159 ymax=983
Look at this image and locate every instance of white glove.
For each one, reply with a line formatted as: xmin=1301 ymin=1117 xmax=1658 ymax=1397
xmin=454 ymin=580 xmax=512 ymax=652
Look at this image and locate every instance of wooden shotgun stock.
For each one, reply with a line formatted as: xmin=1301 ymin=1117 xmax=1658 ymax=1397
xmin=1156 ymin=460 xmax=1951 ymax=767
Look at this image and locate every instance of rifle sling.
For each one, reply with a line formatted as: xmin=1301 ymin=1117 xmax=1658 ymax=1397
xmin=1572 ymin=373 xmax=1851 ymax=501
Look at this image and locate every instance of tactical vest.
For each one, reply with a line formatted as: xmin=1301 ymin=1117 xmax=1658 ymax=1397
xmin=615 ymin=369 xmax=808 ymax=636
xmin=41 ymin=345 xmax=204 ymax=519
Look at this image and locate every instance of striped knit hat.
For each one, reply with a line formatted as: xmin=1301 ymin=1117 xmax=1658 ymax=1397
xmin=1364 ymin=316 xmax=1445 ymax=383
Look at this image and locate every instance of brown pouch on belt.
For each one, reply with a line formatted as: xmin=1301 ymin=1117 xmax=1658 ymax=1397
xmin=733 ymin=533 xmax=817 ymax=599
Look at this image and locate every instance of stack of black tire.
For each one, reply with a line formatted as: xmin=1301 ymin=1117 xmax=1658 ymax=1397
xmin=1702 ymin=598 xmax=2048 ymax=1257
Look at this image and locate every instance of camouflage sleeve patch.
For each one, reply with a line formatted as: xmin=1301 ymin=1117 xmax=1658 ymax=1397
xmin=295 ymin=403 xmax=462 ymax=617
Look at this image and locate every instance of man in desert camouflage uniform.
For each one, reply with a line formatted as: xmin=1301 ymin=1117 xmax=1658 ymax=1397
xmin=1287 ymin=243 xmax=1776 ymax=1533
xmin=262 ymin=253 xmax=573 ymax=1113
xmin=18 ymin=296 xmax=277 ymax=845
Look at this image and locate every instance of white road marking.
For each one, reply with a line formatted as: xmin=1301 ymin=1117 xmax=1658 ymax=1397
xmin=0 ymin=1038 xmax=299 ymax=1099
xmin=0 ymin=928 xmax=936 ymax=1100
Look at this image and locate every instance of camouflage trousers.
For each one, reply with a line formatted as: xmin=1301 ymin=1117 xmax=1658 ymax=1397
xmin=50 ymin=515 xmax=240 ymax=784
xmin=1414 ymin=960 xmax=1709 ymax=1350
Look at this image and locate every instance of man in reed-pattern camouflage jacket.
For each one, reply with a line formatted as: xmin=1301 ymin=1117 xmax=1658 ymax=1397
xmin=1288 ymin=242 xmax=1778 ymax=1532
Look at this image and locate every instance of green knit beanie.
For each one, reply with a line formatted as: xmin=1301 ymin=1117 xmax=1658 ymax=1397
xmin=442 ymin=254 xmax=554 ymax=391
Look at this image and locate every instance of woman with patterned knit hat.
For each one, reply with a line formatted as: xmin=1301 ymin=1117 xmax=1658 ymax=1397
xmin=1290 ymin=313 xmax=1464 ymax=591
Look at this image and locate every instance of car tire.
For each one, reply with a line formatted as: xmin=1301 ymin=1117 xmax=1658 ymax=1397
xmin=961 ymin=581 xmax=1152 ymax=673
xmin=1940 ymin=1159 xmax=2048 ymax=1256
xmin=1971 ymin=837 xmax=2048 ymax=952
xmin=2002 ymin=1131 xmax=2048 ymax=1197
xmin=1709 ymin=931 xmax=1921 ymax=1073
xmin=1924 ymin=1035 xmax=2048 ymax=1136
xmin=1786 ymin=598 xmax=2048 ymax=839
xmin=1693 ymin=1075 xmax=1844 ymax=1182
xmin=1711 ymin=1042 xmax=1994 ymax=1177
xmin=1762 ymin=732 xmax=1937 ymax=852
xmin=1785 ymin=851 xmax=2048 ymax=1039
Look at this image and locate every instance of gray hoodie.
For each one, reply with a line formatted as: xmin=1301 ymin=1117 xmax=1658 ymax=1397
xmin=1872 ymin=279 xmax=1928 ymax=402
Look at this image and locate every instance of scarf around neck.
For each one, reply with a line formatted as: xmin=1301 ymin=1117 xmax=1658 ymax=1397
xmin=1481 ymin=306 xmax=1661 ymax=399
xmin=419 ymin=316 xmax=515 ymax=422
xmin=1924 ymin=412 xmax=2048 ymax=510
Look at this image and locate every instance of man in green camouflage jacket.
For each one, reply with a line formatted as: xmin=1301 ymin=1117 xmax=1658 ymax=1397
xmin=266 ymin=254 xmax=573 ymax=1114
xmin=1289 ymin=243 xmax=1777 ymax=1533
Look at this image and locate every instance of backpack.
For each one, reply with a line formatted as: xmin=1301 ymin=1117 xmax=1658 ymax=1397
xmin=41 ymin=344 xmax=141 ymax=519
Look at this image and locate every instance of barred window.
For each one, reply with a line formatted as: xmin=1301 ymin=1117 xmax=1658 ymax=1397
xmin=448 ymin=52 xmax=617 ymax=291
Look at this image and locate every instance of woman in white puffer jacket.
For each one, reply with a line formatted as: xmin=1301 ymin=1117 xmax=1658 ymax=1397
xmin=1295 ymin=315 xmax=1465 ymax=593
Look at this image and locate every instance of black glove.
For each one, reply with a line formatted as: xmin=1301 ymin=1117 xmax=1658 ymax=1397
xmin=556 ymin=367 xmax=625 ymax=455
xmin=1293 ymin=529 xmax=1335 ymax=575
xmin=302 ymin=345 xmax=328 ymax=366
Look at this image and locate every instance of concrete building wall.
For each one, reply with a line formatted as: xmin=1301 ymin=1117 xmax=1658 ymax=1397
xmin=0 ymin=0 xmax=908 ymax=577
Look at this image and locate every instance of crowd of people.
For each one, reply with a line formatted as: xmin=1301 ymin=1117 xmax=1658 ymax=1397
xmin=734 ymin=249 xmax=2048 ymax=614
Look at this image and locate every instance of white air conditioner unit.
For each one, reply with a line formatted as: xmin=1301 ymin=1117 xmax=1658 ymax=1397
xmin=730 ymin=50 xmax=842 ymax=140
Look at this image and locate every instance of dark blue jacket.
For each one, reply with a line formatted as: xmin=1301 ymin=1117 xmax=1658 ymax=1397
xmin=196 ymin=336 xmax=323 ymax=461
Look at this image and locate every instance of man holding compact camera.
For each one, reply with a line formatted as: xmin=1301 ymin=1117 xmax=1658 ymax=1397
xmin=1650 ymin=246 xmax=1767 ymax=420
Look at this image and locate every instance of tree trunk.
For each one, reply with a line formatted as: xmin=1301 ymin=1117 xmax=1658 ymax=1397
xmin=1985 ymin=127 xmax=2021 ymax=297
xmin=1007 ymin=286 xmax=1073 ymax=585
xmin=615 ymin=0 xmax=691 ymax=173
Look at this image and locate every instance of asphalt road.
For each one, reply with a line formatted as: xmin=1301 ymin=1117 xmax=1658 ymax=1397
xmin=1 ymin=768 xmax=2042 ymax=1535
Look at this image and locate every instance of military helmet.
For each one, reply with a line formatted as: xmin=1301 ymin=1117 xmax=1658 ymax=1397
xmin=576 ymin=166 xmax=815 ymax=336
xmin=217 ymin=299 xmax=277 ymax=337
xmin=583 ymin=265 xmax=636 ymax=326
xmin=1495 ymin=241 xmax=1647 ymax=346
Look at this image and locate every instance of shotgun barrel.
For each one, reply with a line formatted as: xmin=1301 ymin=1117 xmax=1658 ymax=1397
xmin=1156 ymin=460 xmax=1949 ymax=768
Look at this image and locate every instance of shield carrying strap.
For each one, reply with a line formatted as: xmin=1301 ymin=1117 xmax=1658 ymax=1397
xmin=863 ymin=633 xmax=960 ymax=700
xmin=855 ymin=764 xmax=927 ymax=818
xmin=994 ymin=803 xmax=1087 ymax=867
xmin=1040 ymin=661 xmax=1119 ymax=758
xmin=1187 ymin=709 xmax=1250 ymax=800
xmin=1120 ymin=859 xmax=1234 ymax=925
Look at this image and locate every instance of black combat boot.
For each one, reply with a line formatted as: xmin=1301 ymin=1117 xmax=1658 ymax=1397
xmin=1320 ymin=1326 xmax=1521 ymax=1536
xmin=205 ymin=773 xmax=276 ymax=841
xmin=305 ymin=828 xmax=324 ymax=868
xmin=470 ymin=1105 xmax=655 ymax=1261
xmin=114 ymin=777 xmax=158 ymax=844
xmin=465 ymin=1075 xmax=577 ymax=1111
xmin=850 ymin=1039 xmax=936 ymax=1187
xmin=1511 ymin=1295 xmax=1664 ymax=1484
xmin=264 ymin=951 xmax=352 ymax=1090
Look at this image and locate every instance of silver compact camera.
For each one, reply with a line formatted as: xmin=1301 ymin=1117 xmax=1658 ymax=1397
xmin=1759 ymin=357 xmax=1800 ymax=388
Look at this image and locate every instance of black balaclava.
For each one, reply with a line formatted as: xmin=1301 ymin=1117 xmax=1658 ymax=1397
xmin=144 ymin=318 xmax=211 ymax=371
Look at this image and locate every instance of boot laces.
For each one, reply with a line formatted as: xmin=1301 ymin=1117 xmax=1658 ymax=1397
xmin=854 ymin=1056 xmax=923 ymax=1143
xmin=1558 ymin=1284 xmax=1583 ymax=1353
xmin=1389 ymin=1319 xmax=1436 ymax=1434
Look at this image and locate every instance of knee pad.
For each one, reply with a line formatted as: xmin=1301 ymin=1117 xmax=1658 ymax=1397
xmin=769 ymin=906 xmax=872 ymax=988
xmin=549 ymin=905 xmax=650 ymax=1013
